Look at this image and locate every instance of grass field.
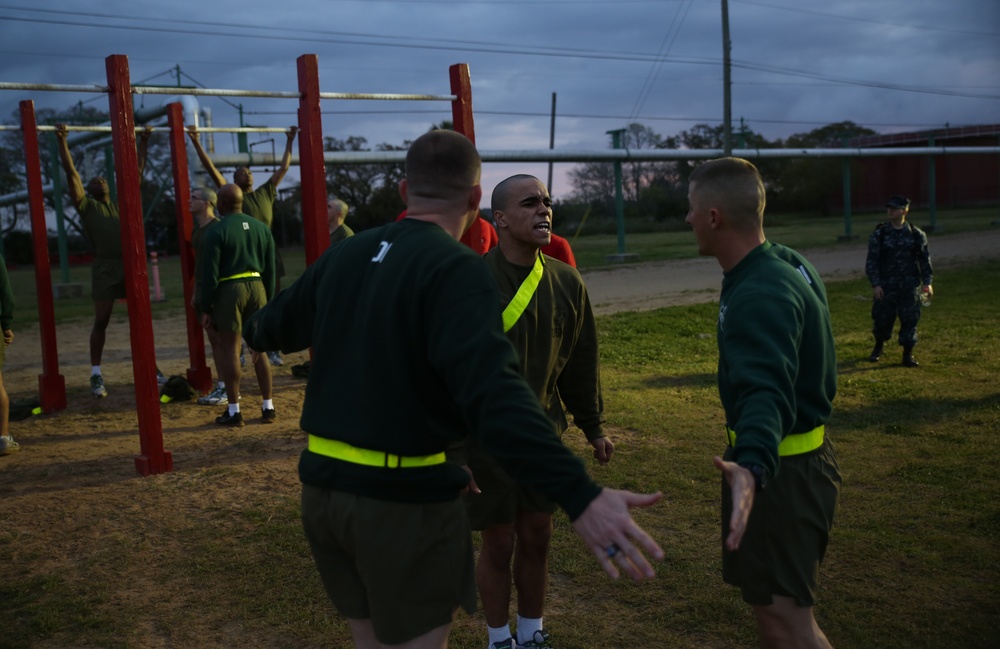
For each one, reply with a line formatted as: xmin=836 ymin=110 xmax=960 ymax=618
xmin=6 ymin=205 xmax=997 ymax=326
xmin=1 ymin=218 xmax=998 ymax=648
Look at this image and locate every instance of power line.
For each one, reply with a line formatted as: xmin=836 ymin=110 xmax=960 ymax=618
xmin=0 ymin=7 xmax=996 ymax=103
xmin=627 ymin=0 xmax=694 ymax=125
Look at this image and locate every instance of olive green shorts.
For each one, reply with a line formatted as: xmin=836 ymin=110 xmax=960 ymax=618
xmin=301 ymin=485 xmax=476 ymax=645
xmin=91 ymin=258 xmax=126 ymax=302
xmin=721 ymin=440 xmax=841 ymax=607
xmin=463 ymin=450 xmax=558 ymax=531
xmin=211 ymin=280 xmax=266 ymax=333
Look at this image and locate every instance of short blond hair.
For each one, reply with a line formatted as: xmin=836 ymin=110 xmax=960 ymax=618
xmin=689 ymin=157 xmax=765 ymax=231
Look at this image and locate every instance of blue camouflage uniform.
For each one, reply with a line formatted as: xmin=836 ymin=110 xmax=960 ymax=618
xmin=865 ymin=222 xmax=933 ymax=347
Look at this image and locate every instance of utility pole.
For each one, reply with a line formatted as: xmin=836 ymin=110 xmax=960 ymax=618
xmin=721 ymin=0 xmax=732 ymax=156
xmin=547 ymin=92 xmax=556 ymax=194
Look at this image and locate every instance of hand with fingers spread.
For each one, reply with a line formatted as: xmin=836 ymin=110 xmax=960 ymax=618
xmin=571 ymin=488 xmax=664 ymax=581
xmin=713 ymin=456 xmax=755 ymax=551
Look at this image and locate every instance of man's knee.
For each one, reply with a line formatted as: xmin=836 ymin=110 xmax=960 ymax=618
xmin=753 ymin=598 xmax=822 ymax=649
xmin=481 ymin=525 xmax=516 ymax=564
xmin=515 ymin=512 xmax=554 ymax=556
xmin=93 ymin=301 xmax=114 ymax=329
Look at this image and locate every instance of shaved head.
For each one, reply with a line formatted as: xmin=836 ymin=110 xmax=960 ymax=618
xmin=217 ymin=183 xmax=244 ymax=216
xmin=491 ymin=174 xmax=538 ymax=215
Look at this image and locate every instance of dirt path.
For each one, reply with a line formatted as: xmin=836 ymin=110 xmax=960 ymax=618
xmin=582 ymin=226 xmax=1000 ymax=315
xmin=3 ymin=227 xmax=998 ymax=397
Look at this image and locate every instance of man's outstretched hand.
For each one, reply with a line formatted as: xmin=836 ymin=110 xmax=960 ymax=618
xmin=571 ymin=488 xmax=664 ymax=581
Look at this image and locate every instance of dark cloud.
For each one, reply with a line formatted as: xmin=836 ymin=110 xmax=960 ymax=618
xmin=1 ymin=0 xmax=996 ymax=198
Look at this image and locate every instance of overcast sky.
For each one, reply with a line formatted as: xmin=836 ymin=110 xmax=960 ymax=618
xmin=1 ymin=0 xmax=997 ymax=201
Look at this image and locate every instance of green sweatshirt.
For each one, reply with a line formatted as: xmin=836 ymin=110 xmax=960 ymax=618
xmin=717 ymin=242 xmax=837 ymax=477
xmin=243 ymin=219 xmax=601 ymax=519
xmin=484 ymin=248 xmax=604 ymax=440
xmin=199 ymin=212 xmax=276 ymax=313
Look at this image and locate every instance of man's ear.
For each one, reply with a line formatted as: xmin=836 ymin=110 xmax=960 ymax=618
xmin=493 ymin=208 xmax=506 ymax=229
xmin=398 ymin=179 xmax=408 ymax=203
xmin=468 ymin=184 xmax=482 ymax=212
xmin=709 ymin=207 xmax=722 ymax=230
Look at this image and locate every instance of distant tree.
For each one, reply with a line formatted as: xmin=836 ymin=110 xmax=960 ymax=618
xmin=774 ymin=121 xmax=877 ymax=214
xmin=567 ymin=123 xmax=677 ymax=220
xmin=324 ymin=136 xmax=405 ymax=231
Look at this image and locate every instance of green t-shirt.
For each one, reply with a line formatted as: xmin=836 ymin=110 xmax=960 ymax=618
xmin=242 ymin=182 xmax=277 ymax=229
xmin=77 ymin=195 xmax=122 ymax=260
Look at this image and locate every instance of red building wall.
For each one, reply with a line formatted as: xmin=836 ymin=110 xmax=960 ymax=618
xmin=835 ymin=125 xmax=1000 ymax=211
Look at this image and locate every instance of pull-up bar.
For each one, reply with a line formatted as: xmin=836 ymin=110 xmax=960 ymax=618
xmin=5 ymin=54 xmax=476 ymax=477
xmin=0 ymin=125 xmax=294 ymax=134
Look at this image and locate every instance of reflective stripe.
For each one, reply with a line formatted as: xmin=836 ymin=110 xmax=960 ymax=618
xmin=219 ymin=271 xmax=261 ymax=282
xmin=725 ymin=425 xmax=825 ymax=457
xmin=502 ymin=254 xmax=544 ymax=333
xmin=307 ymin=435 xmax=446 ymax=469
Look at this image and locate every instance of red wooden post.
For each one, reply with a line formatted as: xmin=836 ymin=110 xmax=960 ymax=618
xmin=450 ymin=64 xmax=476 ymax=144
xmin=18 ymin=100 xmax=67 ymax=413
xmin=297 ymin=54 xmax=328 ymax=267
xmin=167 ymin=102 xmax=211 ymax=393
xmin=105 ymin=54 xmax=172 ymax=476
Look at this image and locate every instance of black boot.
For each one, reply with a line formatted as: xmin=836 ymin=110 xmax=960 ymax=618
xmin=902 ymin=346 xmax=919 ymax=367
xmin=868 ymin=341 xmax=884 ymax=362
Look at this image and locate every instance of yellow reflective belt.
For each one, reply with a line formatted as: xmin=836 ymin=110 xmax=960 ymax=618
xmin=307 ymin=435 xmax=446 ymax=469
xmin=502 ymin=254 xmax=544 ymax=333
xmin=219 ymin=271 xmax=261 ymax=282
xmin=725 ymin=425 xmax=825 ymax=457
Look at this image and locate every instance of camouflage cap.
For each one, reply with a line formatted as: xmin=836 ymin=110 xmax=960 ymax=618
xmin=886 ymin=195 xmax=911 ymax=209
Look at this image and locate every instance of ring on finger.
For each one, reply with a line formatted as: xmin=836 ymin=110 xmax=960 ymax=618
xmin=605 ymin=543 xmax=621 ymax=559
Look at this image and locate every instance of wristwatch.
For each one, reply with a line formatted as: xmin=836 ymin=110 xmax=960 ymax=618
xmin=739 ymin=463 xmax=768 ymax=492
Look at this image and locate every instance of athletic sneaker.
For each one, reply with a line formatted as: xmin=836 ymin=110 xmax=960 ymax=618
xmin=156 ymin=369 xmax=169 ymax=386
xmin=0 ymin=435 xmax=20 ymax=456
xmin=261 ymin=407 xmax=276 ymax=423
xmin=197 ymin=384 xmax=229 ymax=406
xmin=267 ymin=351 xmax=284 ymax=366
xmin=489 ymin=640 xmax=515 ymax=649
xmin=518 ymin=630 xmax=553 ymax=648
xmin=215 ymin=410 xmax=244 ymax=428
xmin=90 ymin=374 xmax=108 ymax=398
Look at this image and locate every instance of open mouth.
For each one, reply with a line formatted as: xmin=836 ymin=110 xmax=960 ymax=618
xmin=533 ymin=222 xmax=551 ymax=232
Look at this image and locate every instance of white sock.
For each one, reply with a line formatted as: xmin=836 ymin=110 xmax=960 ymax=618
xmin=229 ymin=403 xmax=240 ymax=416
xmin=516 ymin=616 xmax=542 ymax=645
xmin=91 ymin=366 xmax=101 ymax=376
xmin=488 ymin=624 xmax=512 ymax=646
xmin=262 ymin=399 xmax=274 ymax=410
xmin=217 ymin=381 xmax=225 ymax=390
